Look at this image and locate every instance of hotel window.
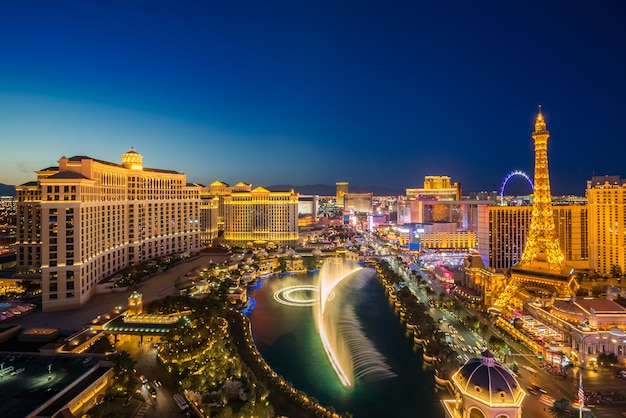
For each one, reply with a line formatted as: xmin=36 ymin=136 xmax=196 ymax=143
xmin=49 ymin=283 xmax=57 ymax=292
xmin=66 ymin=292 xmax=75 ymax=298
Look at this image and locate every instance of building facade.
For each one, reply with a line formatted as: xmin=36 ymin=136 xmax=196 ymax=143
xmin=344 ymin=192 xmax=373 ymax=214
xmin=223 ymin=187 xmax=299 ymax=246
xmin=528 ymin=297 xmax=626 ymax=367
xmin=298 ymin=194 xmax=319 ymax=217
xmin=587 ymin=175 xmax=626 ymax=275
xmin=199 ymin=191 xmax=219 ymax=246
xmin=16 ymin=148 xmax=201 ymax=311
xmin=336 ymin=182 xmax=349 ymax=207
xmin=202 ymin=180 xmax=252 ymax=233
xmin=480 ymin=204 xmax=588 ymax=270
xmin=406 ymin=175 xmax=462 ymax=201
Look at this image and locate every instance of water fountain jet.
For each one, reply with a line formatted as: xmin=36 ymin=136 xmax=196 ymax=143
xmin=315 ymin=258 xmax=395 ymax=387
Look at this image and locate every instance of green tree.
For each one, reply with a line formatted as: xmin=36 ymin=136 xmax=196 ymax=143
xmin=597 ymin=352 xmax=618 ymax=366
xmin=576 ymin=287 xmax=590 ymax=297
xmin=302 ymin=256 xmax=317 ymax=271
xmin=590 ymin=285 xmax=603 ymax=298
xmin=87 ymin=335 xmax=114 ymax=353
xmin=488 ymin=335 xmax=508 ymax=358
xmin=549 ymin=397 xmax=573 ymax=418
xmin=611 ymin=264 xmax=623 ymax=278
xmin=110 ymin=351 xmax=139 ymax=396
xmin=85 ymin=401 xmax=126 ymax=418
xmin=480 ymin=323 xmax=489 ymax=341
xmin=438 ymin=291 xmax=447 ymax=302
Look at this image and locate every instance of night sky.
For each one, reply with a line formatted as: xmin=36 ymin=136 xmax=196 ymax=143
xmin=1 ymin=1 xmax=624 ymax=195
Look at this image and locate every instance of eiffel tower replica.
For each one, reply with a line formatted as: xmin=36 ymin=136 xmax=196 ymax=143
xmin=494 ymin=106 xmax=577 ymax=311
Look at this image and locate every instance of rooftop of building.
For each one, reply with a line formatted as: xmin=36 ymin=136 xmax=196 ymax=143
xmin=66 ymin=155 xmax=182 ymax=175
xmin=574 ymin=297 xmax=626 ymax=314
xmin=0 ymin=354 xmax=107 ymax=418
xmin=453 ymin=350 xmax=524 ymax=406
xmin=47 ymin=171 xmax=88 ymax=180
xmin=589 ymin=175 xmax=626 ymax=188
xmin=552 ymin=299 xmax=584 ymax=316
xmin=102 ymin=313 xmax=187 ymax=335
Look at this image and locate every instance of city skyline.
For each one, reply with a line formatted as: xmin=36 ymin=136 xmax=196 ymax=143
xmin=1 ymin=1 xmax=625 ymax=195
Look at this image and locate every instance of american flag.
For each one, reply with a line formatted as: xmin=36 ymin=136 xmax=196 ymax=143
xmin=578 ymin=373 xmax=585 ymax=407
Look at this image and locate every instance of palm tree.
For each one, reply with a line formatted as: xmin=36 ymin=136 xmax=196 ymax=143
xmin=480 ymin=323 xmax=489 ymax=341
xmin=549 ymin=397 xmax=573 ymax=418
xmin=488 ymin=335 xmax=508 ymax=359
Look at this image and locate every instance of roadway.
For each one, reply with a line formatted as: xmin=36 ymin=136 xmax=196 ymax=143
xmin=117 ymin=337 xmax=189 ymax=418
xmin=387 ymin=257 xmax=558 ymax=417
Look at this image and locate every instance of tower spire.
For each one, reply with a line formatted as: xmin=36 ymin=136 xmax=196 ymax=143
xmin=534 ymin=104 xmax=546 ymax=133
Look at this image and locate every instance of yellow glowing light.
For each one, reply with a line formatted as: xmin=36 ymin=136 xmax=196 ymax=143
xmin=317 ymin=266 xmax=363 ymax=388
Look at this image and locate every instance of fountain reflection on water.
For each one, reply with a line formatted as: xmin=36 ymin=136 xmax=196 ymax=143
xmin=314 ymin=258 xmax=396 ymax=387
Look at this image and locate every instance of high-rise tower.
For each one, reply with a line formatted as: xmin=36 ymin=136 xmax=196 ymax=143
xmin=518 ymin=106 xmax=565 ymax=272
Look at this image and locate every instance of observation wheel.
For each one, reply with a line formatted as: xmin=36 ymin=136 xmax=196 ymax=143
xmin=500 ymin=170 xmax=534 ymax=205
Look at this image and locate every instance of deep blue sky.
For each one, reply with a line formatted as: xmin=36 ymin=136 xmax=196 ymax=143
xmin=1 ymin=1 xmax=624 ymax=195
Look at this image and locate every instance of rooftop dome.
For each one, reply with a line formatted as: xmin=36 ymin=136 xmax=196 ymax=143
xmin=122 ymin=147 xmax=143 ymax=170
xmin=285 ymin=248 xmax=296 ymax=257
xmin=453 ymin=350 xmax=523 ymax=405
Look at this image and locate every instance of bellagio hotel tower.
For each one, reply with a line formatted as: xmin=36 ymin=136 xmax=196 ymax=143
xmin=16 ymin=148 xmax=201 ymax=312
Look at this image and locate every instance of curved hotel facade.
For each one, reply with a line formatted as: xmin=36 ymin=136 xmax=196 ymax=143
xmin=16 ymin=148 xmax=201 ymax=311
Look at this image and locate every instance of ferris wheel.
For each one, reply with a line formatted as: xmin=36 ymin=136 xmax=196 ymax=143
xmin=500 ymin=170 xmax=534 ymax=205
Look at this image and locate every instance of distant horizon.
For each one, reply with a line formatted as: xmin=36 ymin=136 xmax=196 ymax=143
xmin=0 ymin=176 xmax=601 ymax=198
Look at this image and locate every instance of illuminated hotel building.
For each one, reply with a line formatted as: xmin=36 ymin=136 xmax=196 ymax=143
xmin=406 ymin=175 xmax=462 ymax=201
xmin=298 ymin=195 xmax=318 ymax=217
xmin=199 ymin=189 xmax=219 ymax=245
xmin=203 ymin=180 xmax=252 ymax=231
xmin=482 ymin=204 xmax=588 ymax=270
xmin=587 ymin=175 xmax=626 ymax=275
xmin=344 ymin=192 xmax=373 ymax=214
xmin=16 ymin=148 xmax=201 ymax=312
xmin=223 ymin=187 xmax=299 ymax=246
xmin=336 ymin=182 xmax=349 ymax=207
